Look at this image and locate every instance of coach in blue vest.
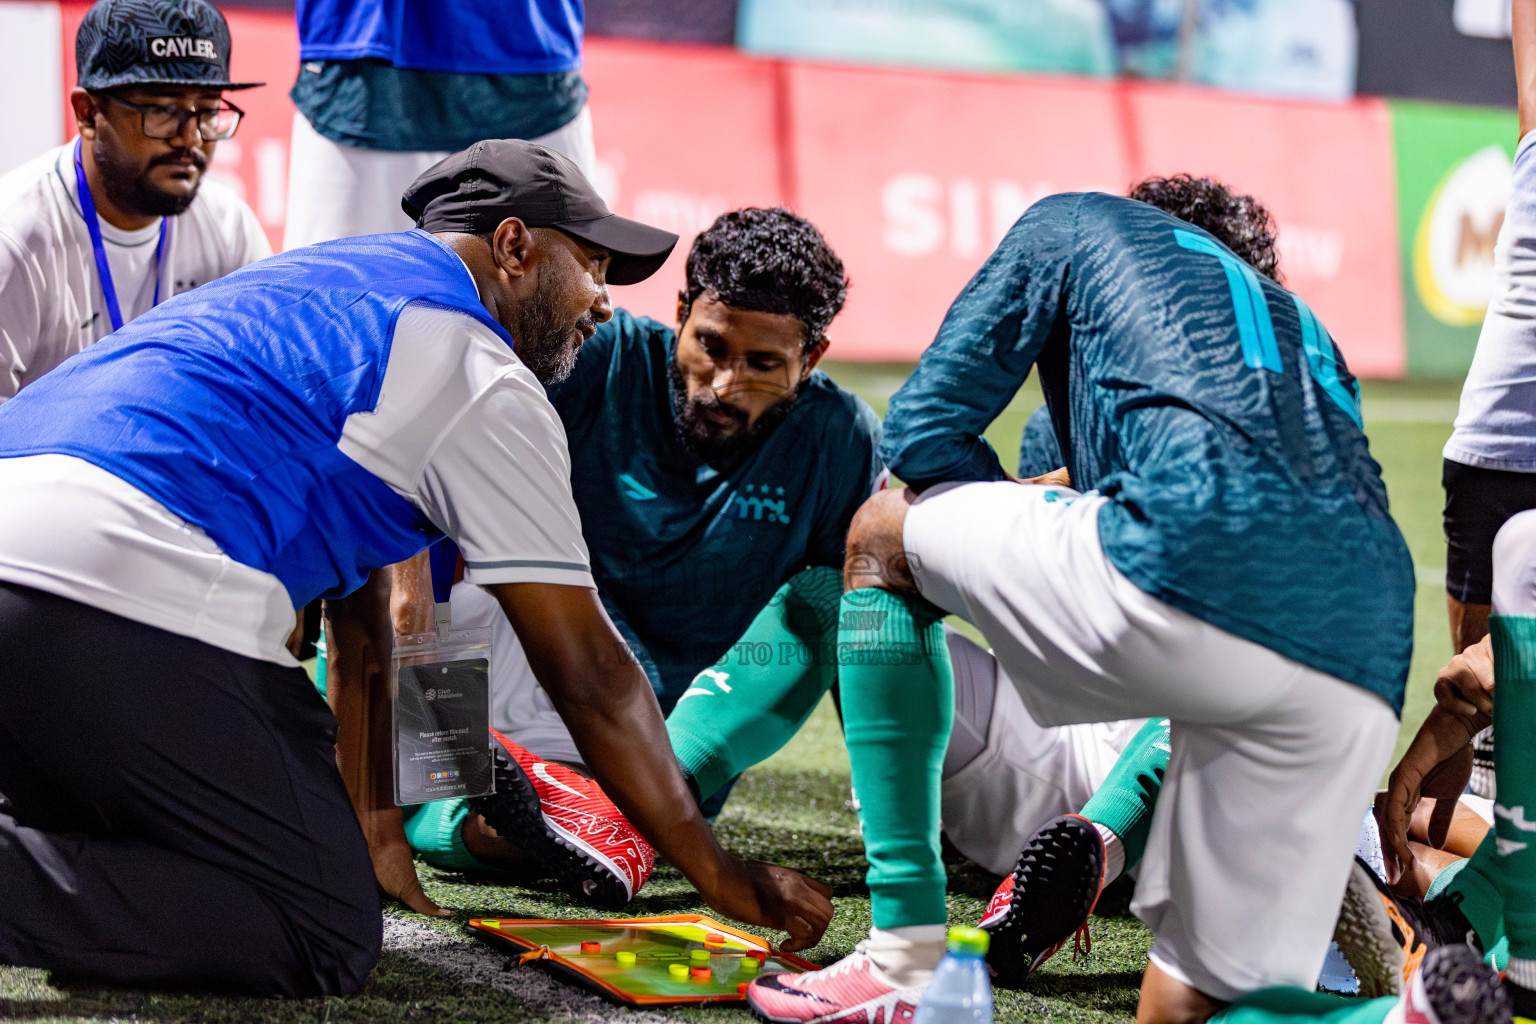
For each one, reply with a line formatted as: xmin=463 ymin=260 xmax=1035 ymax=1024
xmin=0 ymin=140 xmax=834 ymax=996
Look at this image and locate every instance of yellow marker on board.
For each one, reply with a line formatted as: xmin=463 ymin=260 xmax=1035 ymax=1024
xmin=669 ymin=963 xmax=689 ymax=980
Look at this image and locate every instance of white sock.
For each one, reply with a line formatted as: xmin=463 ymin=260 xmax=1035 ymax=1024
xmin=1094 ymin=822 xmax=1125 ymax=885
xmin=863 ymin=925 xmax=947 ymax=990
xmin=1507 ymin=956 xmax=1536 ymax=990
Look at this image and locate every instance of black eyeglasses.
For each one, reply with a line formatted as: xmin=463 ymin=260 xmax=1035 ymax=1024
xmin=98 ymin=93 xmax=244 ymax=142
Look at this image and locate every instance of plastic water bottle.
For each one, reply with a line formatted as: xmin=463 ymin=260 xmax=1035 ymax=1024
xmin=912 ymin=927 xmax=993 ymax=1024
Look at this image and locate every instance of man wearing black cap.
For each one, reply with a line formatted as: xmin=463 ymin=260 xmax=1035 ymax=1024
xmin=0 ymin=139 xmax=834 ymax=996
xmin=0 ymin=0 xmax=270 ymax=400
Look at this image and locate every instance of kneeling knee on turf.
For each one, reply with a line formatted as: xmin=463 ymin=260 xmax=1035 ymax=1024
xmin=845 ymin=488 xmax=921 ymax=594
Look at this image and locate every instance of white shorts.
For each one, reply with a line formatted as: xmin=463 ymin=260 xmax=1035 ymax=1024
xmin=283 ymin=107 xmax=597 ymax=250
xmin=459 ymin=577 xmax=1139 ymax=860
xmin=940 ymin=628 xmax=1145 ymax=876
xmin=905 ymin=481 xmax=1399 ymax=1000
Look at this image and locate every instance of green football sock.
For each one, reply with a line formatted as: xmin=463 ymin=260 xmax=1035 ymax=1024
xmin=839 ymin=588 xmax=954 ymax=929
xmin=402 ymin=798 xmax=491 ymax=873
xmin=314 ymin=624 xmax=328 ymax=698
xmin=1492 ymin=614 xmax=1536 ymax=984
xmin=1080 ymin=717 xmax=1170 ymax=874
xmin=1211 ymin=986 xmax=1395 ymax=1024
xmin=1430 ymin=833 xmax=1508 ymax=969
xmin=666 ymin=567 xmax=843 ymax=800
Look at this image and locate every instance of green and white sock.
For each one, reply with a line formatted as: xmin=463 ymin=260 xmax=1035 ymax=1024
xmin=1428 ymin=834 xmax=1509 ymax=970
xmin=666 ymin=567 xmax=842 ymax=801
xmin=1492 ymin=614 xmax=1536 ymax=994
xmin=1080 ymin=717 xmax=1171 ymax=884
xmin=839 ymin=588 xmax=954 ymax=929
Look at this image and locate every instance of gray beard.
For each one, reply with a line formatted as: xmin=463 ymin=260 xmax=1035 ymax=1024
xmin=515 ymin=275 xmax=593 ymax=385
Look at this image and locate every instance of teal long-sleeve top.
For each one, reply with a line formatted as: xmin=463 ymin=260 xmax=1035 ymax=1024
xmin=882 ymin=192 xmax=1413 ymax=713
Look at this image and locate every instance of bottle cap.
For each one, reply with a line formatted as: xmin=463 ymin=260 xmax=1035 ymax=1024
xmin=947 ymin=926 xmax=990 ymax=956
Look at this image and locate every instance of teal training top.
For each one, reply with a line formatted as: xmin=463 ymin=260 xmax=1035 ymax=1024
xmin=291 ymin=60 xmax=587 ymax=152
xmin=883 ymin=193 xmax=1413 ymax=712
xmin=547 ymin=310 xmax=884 ymax=709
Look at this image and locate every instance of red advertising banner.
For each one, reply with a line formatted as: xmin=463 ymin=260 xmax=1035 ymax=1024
xmin=1130 ymin=84 xmax=1405 ymax=378
xmin=59 ymin=1 xmax=298 ymax=254
xmin=786 ymin=63 xmax=1134 ymax=361
xmin=582 ymin=38 xmax=786 ymax=324
xmin=41 ymin=10 xmax=1408 ymax=374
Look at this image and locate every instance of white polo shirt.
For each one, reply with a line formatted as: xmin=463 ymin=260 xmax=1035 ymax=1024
xmin=0 ymin=142 xmax=270 ymax=400
xmin=0 ymin=302 xmax=593 ymax=665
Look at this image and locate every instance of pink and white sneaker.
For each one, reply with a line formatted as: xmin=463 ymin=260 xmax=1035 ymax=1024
xmin=747 ymin=942 xmax=923 ymax=1024
xmin=470 ymin=730 xmax=655 ymax=910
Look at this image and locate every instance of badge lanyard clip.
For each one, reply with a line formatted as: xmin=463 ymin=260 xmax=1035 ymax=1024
xmin=429 ymin=539 xmax=459 ymax=640
xmin=74 ymin=138 xmax=168 ymax=333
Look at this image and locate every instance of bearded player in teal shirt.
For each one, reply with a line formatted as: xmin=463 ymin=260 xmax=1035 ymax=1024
xmin=746 ymin=191 xmax=1506 ymax=1024
xmin=397 ymin=208 xmax=885 ymax=906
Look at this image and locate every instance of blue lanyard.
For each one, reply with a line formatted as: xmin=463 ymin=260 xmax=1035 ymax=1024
xmin=73 ymin=138 xmax=168 ymax=333
xmin=430 ymin=539 xmax=460 ymax=638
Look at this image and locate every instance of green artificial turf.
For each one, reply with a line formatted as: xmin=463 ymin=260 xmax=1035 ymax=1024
xmin=0 ymin=368 xmax=1463 ymax=1024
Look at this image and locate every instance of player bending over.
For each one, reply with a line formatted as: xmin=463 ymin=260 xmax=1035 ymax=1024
xmin=0 ymin=142 xmax=832 ymax=993
xmin=744 ymin=180 xmax=1433 ymax=1024
xmin=369 ymin=208 xmax=885 ymax=910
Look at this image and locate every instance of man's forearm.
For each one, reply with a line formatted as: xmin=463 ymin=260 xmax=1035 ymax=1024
xmin=325 ymin=568 xmax=394 ymax=814
xmin=541 ymin=638 xmax=730 ymax=889
xmin=390 ymin=550 xmax=435 ymax=637
xmin=325 ymin=565 xmax=447 ymax=916
xmin=490 ymin=582 xmax=732 ymax=890
xmin=1517 ymin=0 xmax=1536 ymax=139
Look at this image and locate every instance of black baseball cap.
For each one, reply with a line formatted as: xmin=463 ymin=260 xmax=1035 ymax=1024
xmin=76 ymin=0 xmax=263 ymax=93
xmin=402 ymin=140 xmax=679 ymax=286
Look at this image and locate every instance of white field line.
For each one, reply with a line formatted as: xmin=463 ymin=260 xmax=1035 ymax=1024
xmin=1362 ymin=399 xmax=1460 ymax=424
xmin=1417 ymin=566 xmax=1447 ymax=588
xmin=382 ymin=914 xmax=686 ymax=1024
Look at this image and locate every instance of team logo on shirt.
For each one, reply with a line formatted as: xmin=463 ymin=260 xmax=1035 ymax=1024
xmin=730 ymin=483 xmax=792 ymax=524
xmin=618 ymin=473 xmax=657 ymax=501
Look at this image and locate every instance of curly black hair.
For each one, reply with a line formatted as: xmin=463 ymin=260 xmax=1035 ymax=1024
xmin=683 ymin=207 xmax=848 ymax=346
xmin=1128 ymin=174 xmax=1282 ymax=283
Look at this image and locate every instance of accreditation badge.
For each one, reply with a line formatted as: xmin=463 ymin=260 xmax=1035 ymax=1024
xmin=391 ymin=627 xmax=494 ymax=806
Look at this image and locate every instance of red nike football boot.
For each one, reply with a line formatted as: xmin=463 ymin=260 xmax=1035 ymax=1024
xmin=470 ymin=729 xmax=654 ymax=909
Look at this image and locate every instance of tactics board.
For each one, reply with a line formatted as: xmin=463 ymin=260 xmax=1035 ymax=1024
xmin=466 ymin=914 xmax=819 ymax=1006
